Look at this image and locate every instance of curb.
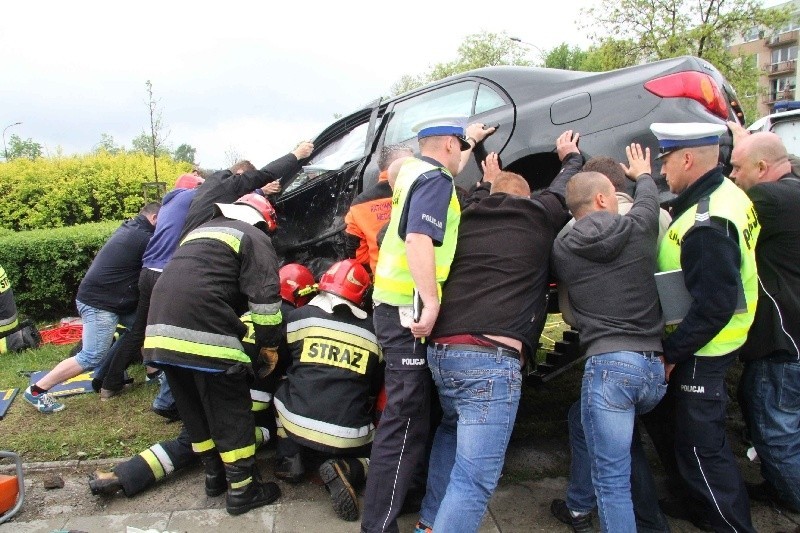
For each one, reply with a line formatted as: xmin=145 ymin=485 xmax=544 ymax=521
xmin=0 ymin=457 xmax=124 ymax=475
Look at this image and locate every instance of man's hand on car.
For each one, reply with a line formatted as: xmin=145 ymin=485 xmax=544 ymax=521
xmin=621 ymin=143 xmax=651 ymax=180
xmin=727 ymin=120 xmax=750 ymax=145
xmin=292 ymin=141 xmax=314 ymax=160
xmin=556 ymin=130 xmax=580 ymax=161
xmin=481 ymin=152 xmax=501 ymax=184
xmin=466 ymin=123 xmax=496 ymax=146
xmin=261 ymin=181 xmax=281 ymax=195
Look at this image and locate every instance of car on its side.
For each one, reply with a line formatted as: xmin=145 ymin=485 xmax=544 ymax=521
xmin=271 ymin=55 xmax=744 ymax=268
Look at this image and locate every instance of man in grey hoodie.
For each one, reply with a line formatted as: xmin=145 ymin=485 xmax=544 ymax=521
xmin=550 ymin=144 xmax=668 ymax=533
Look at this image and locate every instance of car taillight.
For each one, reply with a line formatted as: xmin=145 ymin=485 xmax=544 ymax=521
xmin=644 ymin=71 xmax=729 ymax=119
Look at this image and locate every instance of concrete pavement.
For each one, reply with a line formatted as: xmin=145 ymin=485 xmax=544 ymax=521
xmin=1 ymin=457 xmax=798 ymax=532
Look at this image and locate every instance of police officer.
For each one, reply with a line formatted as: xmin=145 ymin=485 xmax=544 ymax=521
xmin=273 ymin=259 xmax=382 ymax=522
xmin=360 ymin=117 xmax=494 ymax=533
xmin=653 ymin=122 xmax=759 ymax=533
xmin=143 ymin=193 xmax=283 ymax=516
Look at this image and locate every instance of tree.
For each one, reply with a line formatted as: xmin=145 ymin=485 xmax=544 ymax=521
xmin=584 ymin=0 xmax=790 ymax=121
xmin=544 ymin=40 xmax=639 ymax=72
xmin=224 ymin=146 xmax=243 ymax=167
xmin=136 ymin=80 xmax=171 ymax=181
xmin=94 ymin=133 xmax=123 ymax=155
xmin=6 ymin=134 xmax=42 ymax=160
xmin=173 ymin=143 xmax=196 ymax=164
xmin=391 ymin=31 xmax=536 ymax=95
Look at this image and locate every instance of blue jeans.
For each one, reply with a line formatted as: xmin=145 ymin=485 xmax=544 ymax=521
xmin=419 ymin=344 xmax=521 ymax=533
xmin=74 ymin=300 xmax=135 ymax=370
xmin=741 ymin=355 xmax=800 ymax=510
xmin=152 ymin=372 xmax=175 ymax=410
xmin=566 ymin=401 xmax=671 ymax=532
xmin=580 ymin=351 xmax=667 ymax=533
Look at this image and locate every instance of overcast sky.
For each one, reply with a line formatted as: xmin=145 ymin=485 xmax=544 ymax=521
xmin=2 ymin=1 xmax=619 ymax=169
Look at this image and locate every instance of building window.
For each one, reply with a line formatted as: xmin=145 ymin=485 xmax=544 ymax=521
xmin=770 ymin=75 xmax=796 ymax=100
xmin=771 ymin=45 xmax=798 ymax=64
xmin=744 ymin=26 xmax=761 ymax=42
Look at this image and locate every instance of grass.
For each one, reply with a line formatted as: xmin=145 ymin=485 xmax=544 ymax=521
xmin=0 ymin=342 xmax=181 ymax=462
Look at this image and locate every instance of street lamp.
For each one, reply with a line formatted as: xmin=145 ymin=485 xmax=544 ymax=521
xmin=509 ymin=36 xmax=545 ymax=64
xmin=3 ymin=122 xmax=22 ymax=161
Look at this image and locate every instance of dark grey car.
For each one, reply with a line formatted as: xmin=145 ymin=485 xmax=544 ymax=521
xmin=273 ymin=55 xmax=743 ymax=267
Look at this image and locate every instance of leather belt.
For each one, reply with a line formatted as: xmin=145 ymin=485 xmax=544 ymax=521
xmin=432 ymin=342 xmax=521 ymax=361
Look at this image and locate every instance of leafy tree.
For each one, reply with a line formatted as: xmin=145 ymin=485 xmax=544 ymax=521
xmin=130 ymin=132 xmax=171 ymax=157
xmin=584 ymin=0 xmax=790 ymax=121
xmin=544 ymin=43 xmax=589 ymax=70
xmin=6 ymin=134 xmax=43 ymax=160
xmin=173 ymin=143 xmax=196 ymax=164
xmin=390 ymin=31 xmax=536 ymax=95
xmin=94 ymin=133 xmax=123 ymax=155
xmin=544 ymin=40 xmax=639 ymax=72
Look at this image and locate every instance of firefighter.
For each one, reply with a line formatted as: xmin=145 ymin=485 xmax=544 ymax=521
xmin=0 ymin=264 xmax=19 ymax=354
xmin=87 ymin=267 xmax=315 ymax=499
xmin=273 ymin=259 xmax=383 ymax=522
xmin=142 ymin=192 xmax=283 ymax=516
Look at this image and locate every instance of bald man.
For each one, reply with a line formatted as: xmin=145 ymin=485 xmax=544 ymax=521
xmin=729 ymin=130 xmax=800 ymax=513
xmin=551 ymin=145 xmax=667 ymax=533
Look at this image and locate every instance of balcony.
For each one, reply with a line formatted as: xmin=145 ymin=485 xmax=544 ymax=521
xmin=766 ymin=89 xmax=797 ymax=104
xmin=766 ymin=59 xmax=798 ymax=76
xmin=766 ymin=30 xmax=799 ymax=47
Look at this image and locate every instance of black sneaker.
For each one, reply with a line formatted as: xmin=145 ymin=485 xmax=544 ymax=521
xmin=550 ymin=499 xmax=594 ymax=533
xmin=659 ymin=497 xmax=713 ymax=531
xmin=151 ymin=406 xmax=181 ymax=422
xmin=319 ymin=459 xmax=359 ymax=521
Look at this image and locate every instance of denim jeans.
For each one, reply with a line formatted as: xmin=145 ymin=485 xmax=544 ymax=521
xmin=565 ymin=401 xmax=671 ymax=533
xmin=419 ymin=344 xmax=521 ymax=533
xmin=152 ymin=372 xmax=175 ymax=410
xmin=740 ymin=355 xmax=800 ymax=510
xmin=74 ymin=300 xmax=135 ymax=370
xmin=580 ymin=351 xmax=667 ymax=533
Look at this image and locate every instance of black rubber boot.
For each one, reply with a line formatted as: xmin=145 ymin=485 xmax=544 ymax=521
xmin=89 ymin=470 xmax=122 ymax=496
xmin=274 ymin=452 xmax=305 ymax=483
xmin=318 ymin=458 xmax=365 ymax=521
xmin=225 ymin=464 xmax=281 ymax=516
xmin=201 ymin=454 xmax=226 ymax=497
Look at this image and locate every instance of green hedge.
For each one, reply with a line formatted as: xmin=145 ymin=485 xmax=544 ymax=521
xmin=0 ymin=153 xmax=191 ymax=231
xmin=0 ymin=221 xmax=119 ymax=320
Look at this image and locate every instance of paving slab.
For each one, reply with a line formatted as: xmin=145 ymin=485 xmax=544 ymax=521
xmin=0 ymin=518 xmax=68 ymax=533
xmin=63 ymin=511 xmax=171 ymax=532
xmin=167 ymin=508 xmax=276 ymax=532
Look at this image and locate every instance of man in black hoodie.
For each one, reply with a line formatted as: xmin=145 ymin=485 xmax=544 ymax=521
xmin=24 ymin=202 xmax=161 ymax=414
xmin=551 ymin=144 xmax=667 ymax=533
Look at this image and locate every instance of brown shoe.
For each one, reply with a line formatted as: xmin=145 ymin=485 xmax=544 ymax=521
xmin=99 ymin=388 xmax=121 ymax=401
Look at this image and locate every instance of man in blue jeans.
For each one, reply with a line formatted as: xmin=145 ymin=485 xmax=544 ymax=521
xmin=24 ymin=202 xmax=160 ymax=414
xmin=414 ymin=130 xmax=574 ymax=533
xmin=551 ymin=144 xmax=667 ymax=533
xmin=728 ymin=127 xmax=800 ymax=513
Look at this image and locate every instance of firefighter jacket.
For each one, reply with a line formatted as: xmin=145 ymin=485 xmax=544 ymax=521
xmin=143 ymin=217 xmax=282 ymax=372
xmin=274 ymin=297 xmax=383 ymax=454
xmin=0 ymin=265 xmax=19 ymax=339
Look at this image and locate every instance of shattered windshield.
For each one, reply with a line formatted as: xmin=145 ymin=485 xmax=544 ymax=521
xmin=281 ymin=122 xmax=369 ymax=195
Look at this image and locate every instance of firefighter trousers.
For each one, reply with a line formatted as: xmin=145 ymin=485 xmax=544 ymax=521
xmin=163 ymin=365 xmax=256 ymax=487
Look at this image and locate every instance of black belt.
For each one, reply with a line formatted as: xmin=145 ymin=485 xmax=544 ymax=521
xmin=432 ymin=342 xmax=521 ymax=361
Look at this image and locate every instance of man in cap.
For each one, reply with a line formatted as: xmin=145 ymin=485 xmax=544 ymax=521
xmin=98 ymin=173 xmax=205 ymax=419
xmin=727 ymin=126 xmax=800 ymax=513
xmin=415 ymin=131 xmax=575 ymax=533
xmin=360 ymin=117 xmax=495 ymax=533
xmin=652 ymin=122 xmax=759 ymax=532
xmin=143 ymin=193 xmax=284 ymax=516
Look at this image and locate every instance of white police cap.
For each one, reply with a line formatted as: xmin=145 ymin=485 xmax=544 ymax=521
xmin=412 ymin=117 xmax=471 ymax=151
xmin=650 ymin=122 xmax=727 ymax=159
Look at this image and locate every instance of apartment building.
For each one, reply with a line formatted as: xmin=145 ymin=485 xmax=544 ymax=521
xmin=729 ymin=0 xmax=800 ymax=118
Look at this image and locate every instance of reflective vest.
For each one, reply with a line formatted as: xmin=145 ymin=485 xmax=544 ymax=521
xmin=657 ymin=178 xmax=760 ymax=356
xmin=373 ymin=158 xmax=460 ymax=305
xmin=0 ymin=266 xmax=19 ymax=338
xmin=274 ymin=304 xmax=382 ymax=453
